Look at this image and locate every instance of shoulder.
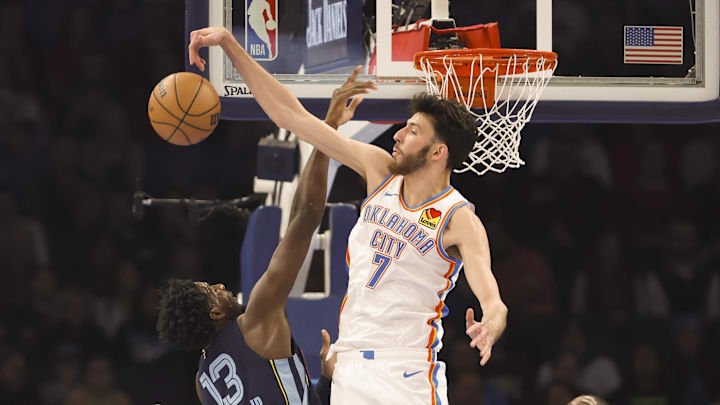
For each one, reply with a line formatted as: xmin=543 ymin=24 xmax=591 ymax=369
xmin=446 ymin=203 xmax=482 ymax=230
xmin=444 ymin=204 xmax=486 ymax=246
xmin=237 ymin=312 xmax=292 ymax=359
xmin=365 ymin=168 xmax=395 ymax=195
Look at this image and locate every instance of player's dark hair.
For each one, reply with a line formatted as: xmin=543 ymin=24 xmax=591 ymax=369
xmin=410 ymin=93 xmax=477 ymax=169
xmin=157 ymin=279 xmax=215 ymax=351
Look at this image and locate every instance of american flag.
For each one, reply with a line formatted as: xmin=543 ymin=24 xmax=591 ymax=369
xmin=624 ymin=26 xmax=683 ymax=64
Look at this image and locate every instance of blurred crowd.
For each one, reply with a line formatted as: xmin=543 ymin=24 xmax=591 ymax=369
xmin=1 ymin=1 xmax=719 ymax=405
xmin=437 ymin=123 xmax=720 ymax=405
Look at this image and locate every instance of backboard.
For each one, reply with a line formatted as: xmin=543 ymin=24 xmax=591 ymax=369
xmin=186 ymin=0 xmax=720 ymax=123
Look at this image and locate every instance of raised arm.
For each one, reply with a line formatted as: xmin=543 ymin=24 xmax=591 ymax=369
xmin=444 ymin=206 xmax=507 ymax=366
xmin=242 ymin=76 xmax=368 ymax=325
xmin=242 ymin=148 xmax=328 ymax=324
xmin=188 ymin=27 xmax=393 ymax=191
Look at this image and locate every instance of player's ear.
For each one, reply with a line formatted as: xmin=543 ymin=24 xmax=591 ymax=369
xmin=431 ymin=143 xmax=448 ymax=162
xmin=210 ymin=307 xmax=226 ymax=320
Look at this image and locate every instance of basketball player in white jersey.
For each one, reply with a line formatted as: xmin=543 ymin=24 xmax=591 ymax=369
xmin=247 ymin=0 xmax=276 ymax=57
xmin=188 ymin=26 xmax=508 ymax=405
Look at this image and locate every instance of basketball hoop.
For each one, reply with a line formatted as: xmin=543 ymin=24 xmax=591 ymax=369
xmin=414 ymin=48 xmax=558 ymax=175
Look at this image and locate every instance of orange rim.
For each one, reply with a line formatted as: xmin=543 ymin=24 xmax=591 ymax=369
xmin=414 ymin=48 xmax=558 ymax=75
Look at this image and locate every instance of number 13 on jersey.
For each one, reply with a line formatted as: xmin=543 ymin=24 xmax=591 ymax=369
xmin=366 ymin=252 xmax=392 ymax=289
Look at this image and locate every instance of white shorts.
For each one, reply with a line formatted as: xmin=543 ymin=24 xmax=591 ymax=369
xmin=330 ymin=349 xmax=448 ymax=405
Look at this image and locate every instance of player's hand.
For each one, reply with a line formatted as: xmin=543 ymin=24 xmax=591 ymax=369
xmin=324 ymin=65 xmax=377 ymax=128
xmin=465 ymin=308 xmax=495 ymax=366
xmin=319 ymin=329 xmax=337 ymax=380
xmin=189 ymin=26 xmax=233 ymax=72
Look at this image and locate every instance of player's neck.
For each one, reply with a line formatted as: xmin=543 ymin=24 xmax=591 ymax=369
xmin=400 ymin=167 xmax=451 ymax=208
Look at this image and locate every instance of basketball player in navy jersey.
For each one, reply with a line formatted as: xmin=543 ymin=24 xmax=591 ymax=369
xmin=156 ymin=75 xmax=369 ymax=405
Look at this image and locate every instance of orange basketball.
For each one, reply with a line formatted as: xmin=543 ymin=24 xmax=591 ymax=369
xmin=147 ymin=72 xmax=221 ymax=146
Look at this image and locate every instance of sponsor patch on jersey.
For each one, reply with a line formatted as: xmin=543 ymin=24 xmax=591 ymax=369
xmin=419 ymin=208 xmax=442 ymax=230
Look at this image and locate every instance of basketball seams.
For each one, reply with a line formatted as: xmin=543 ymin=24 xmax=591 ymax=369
xmin=150 ymin=121 xmax=192 ymax=145
xmin=185 ymin=99 xmax=220 ymax=117
xmin=165 ymin=74 xmax=206 ymax=144
xmin=150 ymin=92 xmax=216 ymax=131
xmin=148 ymin=72 xmax=220 ymax=146
xmin=149 ymin=120 xmax=214 ymax=132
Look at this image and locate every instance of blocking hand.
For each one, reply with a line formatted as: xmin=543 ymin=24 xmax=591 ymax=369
xmin=465 ymin=308 xmax=495 ymax=366
xmin=324 ymin=65 xmax=377 ymax=128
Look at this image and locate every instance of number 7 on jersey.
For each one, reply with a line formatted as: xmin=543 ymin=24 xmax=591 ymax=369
xmin=366 ymin=252 xmax=392 ymax=289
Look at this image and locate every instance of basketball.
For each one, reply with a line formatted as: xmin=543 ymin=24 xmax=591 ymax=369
xmin=147 ymin=72 xmax=221 ymax=146
xmin=266 ymin=19 xmax=277 ymax=30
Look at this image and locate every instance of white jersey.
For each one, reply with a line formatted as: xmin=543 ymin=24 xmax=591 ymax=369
xmin=334 ymin=174 xmax=472 ymax=355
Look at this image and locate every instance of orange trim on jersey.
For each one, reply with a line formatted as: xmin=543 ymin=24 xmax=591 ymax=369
xmin=435 ymin=201 xmax=470 ymax=264
xmin=428 ymin=362 xmax=438 ymax=405
xmin=360 ymin=174 xmax=397 ymax=211
xmin=425 ymin=262 xmax=456 ymax=349
xmin=338 ymin=248 xmax=350 ymax=326
xmin=398 ymin=179 xmax=455 ymax=212
xmin=338 ymin=295 xmax=348 ymax=326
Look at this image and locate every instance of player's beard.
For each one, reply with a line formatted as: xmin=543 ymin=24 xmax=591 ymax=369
xmin=389 ymin=144 xmax=432 ymax=175
xmin=228 ymin=300 xmax=245 ymax=318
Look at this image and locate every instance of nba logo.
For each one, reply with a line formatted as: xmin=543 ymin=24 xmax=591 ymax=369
xmin=245 ymin=0 xmax=278 ymax=61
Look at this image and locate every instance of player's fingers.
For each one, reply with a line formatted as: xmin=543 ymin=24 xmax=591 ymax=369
xmin=351 ymin=82 xmax=376 ymax=91
xmin=335 ymin=89 xmax=368 ymax=105
xmin=477 ymin=326 xmax=489 ymax=343
xmin=189 ymin=35 xmax=208 ymax=64
xmin=347 ymin=87 xmax=371 ymax=99
xmin=470 ymin=334 xmax=485 ymax=349
xmin=465 ymin=308 xmax=475 ymax=328
xmin=480 ymin=345 xmax=492 ymax=366
xmin=191 ymin=28 xmax=211 ymax=37
xmin=346 ymin=65 xmax=363 ymax=83
xmin=348 ymin=97 xmax=364 ymax=113
xmin=188 ymin=42 xmax=199 ymax=65
xmin=466 ymin=321 xmax=482 ymax=337
xmin=320 ymin=329 xmax=330 ymax=356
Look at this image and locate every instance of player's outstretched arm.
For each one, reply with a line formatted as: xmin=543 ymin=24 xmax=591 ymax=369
xmin=188 ymin=27 xmax=393 ymax=190
xmin=445 ymin=206 xmax=507 ymax=366
xmin=242 ymin=148 xmax=328 ymax=324
xmin=242 ymin=77 xmax=368 ymax=324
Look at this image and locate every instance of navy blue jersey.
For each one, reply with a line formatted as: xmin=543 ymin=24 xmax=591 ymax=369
xmin=197 ymin=321 xmax=325 ymax=405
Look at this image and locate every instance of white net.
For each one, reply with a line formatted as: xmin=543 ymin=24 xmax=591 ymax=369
xmin=416 ymin=51 xmax=557 ymax=175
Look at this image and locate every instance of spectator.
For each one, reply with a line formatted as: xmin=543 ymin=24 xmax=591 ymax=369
xmin=612 ymin=137 xmax=685 ymax=248
xmin=40 ymin=344 xmax=82 ymax=405
xmin=488 ymin=219 xmax=558 ymax=320
xmin=543 ymin=380 xmax=576 ymax=405
xmin=0 ymin=185 xmax=50 ymax=309
xmin=571 ymin=230 xmax=634 ymax=325
xmin=50 ymin=289 xmax=107 ymax=356
xmin=0 ymin=350 xmax=41 ymax=405
xmin=93 ymin=261 xmax=141 ymax=340
xmin=64 ymin=356 xmax=132 ymax=405
xmin=668 ymin=317 xmax=709 ymax=405
xmin=619 ymin=343 xmax=673 ymax=405
xmin=655 ymin=219 xmax=718 ymax=316
xmin=449 ymin=369 xmax=508 ymax=405
xmin=537 ymin=322 xmax=622 ymax=400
